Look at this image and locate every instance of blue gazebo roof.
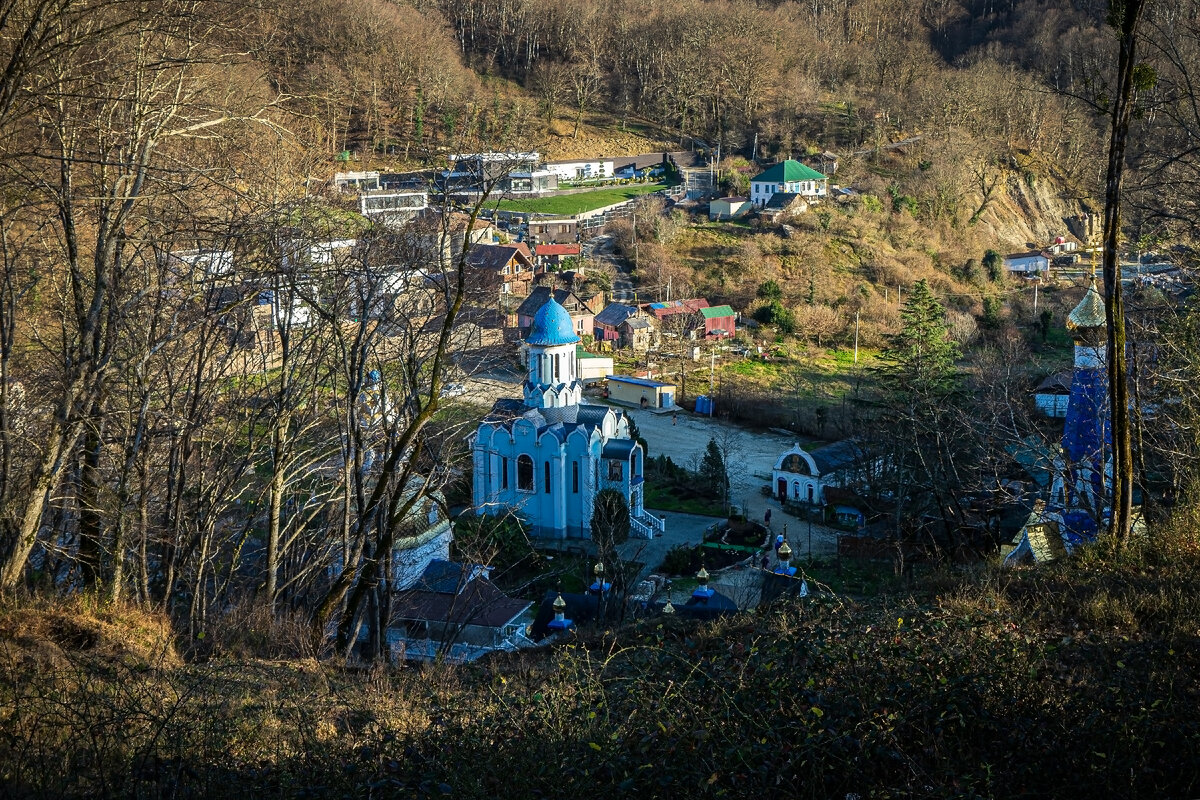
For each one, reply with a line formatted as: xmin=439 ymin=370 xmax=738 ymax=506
xmin=526 ymin=297 xmax=580 ymax=346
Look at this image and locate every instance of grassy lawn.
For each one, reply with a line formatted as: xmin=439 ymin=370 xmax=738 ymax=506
xmin=491 ymin=183 xmax=668 ymax=215
xmin=644 ymin=481 xmax=725 ymax=517
xmin=719 ymin=351 xmax=873 ymax=397
xmin=725 ymin=359 xmax=785 ymax=381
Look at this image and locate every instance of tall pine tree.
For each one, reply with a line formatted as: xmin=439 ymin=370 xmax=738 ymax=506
xmin=878 ymin=280 xmax=959 ymax=399
xmin=874 ymin=280 xmax=968 ymax=555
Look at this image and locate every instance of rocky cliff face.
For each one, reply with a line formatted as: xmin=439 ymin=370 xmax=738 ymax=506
xmin=977 ymin=170 xmax=1094 ymax=249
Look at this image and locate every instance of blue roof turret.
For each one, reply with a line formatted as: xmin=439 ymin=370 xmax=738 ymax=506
xmin=526 ymin=297 xmax=580 ymax=346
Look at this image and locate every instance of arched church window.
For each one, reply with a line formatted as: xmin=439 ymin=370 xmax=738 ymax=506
xmin=793 ymin=482 xmax=800 ymax=499
xmin=544 ymin=461 xmax=551 ymax=493
xmin=807 ymin=484 xmax=814 ymax=503
xmin=517 ymin=455 xmax=534 ymax=491
xmin=608 ymin=460 xmax=623 ymax=481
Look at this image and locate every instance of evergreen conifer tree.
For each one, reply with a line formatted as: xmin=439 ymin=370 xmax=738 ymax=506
xmin=878 ymin=279 xmax=959 ymax=399
xmin=874 ymin=280 xmax=968 ymax=552
xmin=699 ymin=438 xmax=729 ymax=509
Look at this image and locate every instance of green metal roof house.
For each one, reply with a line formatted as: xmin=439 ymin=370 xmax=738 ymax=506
xmin=750 ymin=160 xmax=827 ymax=207
xmin=700 ymin=304 xmax=736 ymax=338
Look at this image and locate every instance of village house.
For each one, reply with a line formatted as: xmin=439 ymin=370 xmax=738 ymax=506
xmin=640 ymin=298 xmax=710 ymax=340
xmin=533 ymin=243 xmax=581 ymax=272
xmin=527 ymin=217 xmax=578 ymax=244
xmin=332 ymin=170 xmax=380 ymax=193
xmin=351 ymin=267 xmax=436 ymax=321
xmin=358 ymin=190 xmax=427 ymax=226
xmin=750 ymin=160 xmax=828 ymax=207
xmin=165 ymin=248 xmax=234 ymax=282
xmin=805 ymin=151 xmax=840 ymax=175
xmin=402 ymin=210 xmax=497 ymax=268
xmin=1003 ymin=250 xmax=1050 ymax=275
xmin=516 ymin=286 xmax=594 ymax=339
xmin=442 ymin=152 xmax=557 ymax=196
xmin=593 ymin=302 xmax=638 ymax=345
xmin=619 ymin=316 xmax=657 ymax=351
xmin=708 ymin=196 xmax=751 ymax=221
xmin=388 ymin=560 xmax=533 ymax=663
xmin=759 ymin=192 xmax=809 ymax=221
xmin=642 ymin=299 xmax=709 ymax=323
xmin=543 ymin=158 xmax=614 ymax=182
xmin=466 ymin=242 xmax=535 ymax=296
xmin=613 ymin=153 xmax=669 ymax=179
xmin=1047 ymin=237 xmax=1079 ymax=255
xmin=576 ymin=346 xmax=614 ymax=383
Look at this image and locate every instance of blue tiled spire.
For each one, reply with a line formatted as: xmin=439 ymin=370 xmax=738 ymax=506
xmin=1058 ymin=280 xmax=1110 ymax=544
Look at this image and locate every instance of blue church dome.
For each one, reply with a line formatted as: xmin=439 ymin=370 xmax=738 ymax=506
xmin=525 ymin=297 xmax=580 ymax=346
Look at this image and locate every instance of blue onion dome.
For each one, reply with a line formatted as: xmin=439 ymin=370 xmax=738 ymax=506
xmin=1067 ymin=279 xmax=1107 ymax=331
xmin=526 ymin=297 xmax=580 ymax=346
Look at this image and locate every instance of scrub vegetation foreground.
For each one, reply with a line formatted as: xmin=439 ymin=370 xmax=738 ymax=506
xmin=2 ymin=518 xmax=1199 ymax=799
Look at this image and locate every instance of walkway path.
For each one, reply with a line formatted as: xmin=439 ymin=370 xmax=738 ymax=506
xmin=625 ymin=406 xmax=844 ymax=558
xmin=617 ymin=509 xmax=722 ymax=580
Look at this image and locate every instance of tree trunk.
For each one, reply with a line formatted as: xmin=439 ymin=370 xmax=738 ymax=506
xmin=1102 ymin=0 xmax=1148 ymax=543
xmin=0 ymin=415 xmax=75 ymax=591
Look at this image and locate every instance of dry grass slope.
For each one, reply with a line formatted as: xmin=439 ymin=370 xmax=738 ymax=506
xmin=2 ymin=525 xmax=1199 ymax=798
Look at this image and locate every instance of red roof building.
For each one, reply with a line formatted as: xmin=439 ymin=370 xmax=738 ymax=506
xmin=534 ymin=242 xmax=582 ymax=271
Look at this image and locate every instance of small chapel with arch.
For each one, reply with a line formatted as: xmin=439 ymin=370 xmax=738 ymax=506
xmin=470 ymin=298 xmax=666 ymax=540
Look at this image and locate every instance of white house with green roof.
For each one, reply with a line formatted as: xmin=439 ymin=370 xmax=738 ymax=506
xmin=750 ymin=160 xmax=827 ymax=207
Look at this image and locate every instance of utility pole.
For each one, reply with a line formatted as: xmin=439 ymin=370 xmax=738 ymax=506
xmin=853 ymin=311 xmax=860 ymax=364
xmin=667 ymin=274 xmax=672 ymax=302
xmin=632 ymin=211 xmax=639 ymax=273
xmin=1033 ymin=278 xmax=1039 ymax=313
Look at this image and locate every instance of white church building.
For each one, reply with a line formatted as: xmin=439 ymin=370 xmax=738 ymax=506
xmin=470 ymin=298 xmax=666 ymax=541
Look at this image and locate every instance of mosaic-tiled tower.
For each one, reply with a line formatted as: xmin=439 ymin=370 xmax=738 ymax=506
xmin=1053 ymin=279 xmax=1111 ymax=544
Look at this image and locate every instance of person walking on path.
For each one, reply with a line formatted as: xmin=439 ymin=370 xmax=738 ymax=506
xmin=672 ymin=412 xmax=678 ymax=426
xmin=764 ymin=508 xmax=772 ymax=529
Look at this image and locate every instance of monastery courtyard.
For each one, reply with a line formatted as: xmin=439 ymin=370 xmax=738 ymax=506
xmin=617 ymin=406 xmax=844 ymax=580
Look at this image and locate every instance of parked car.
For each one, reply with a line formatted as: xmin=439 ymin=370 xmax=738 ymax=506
xmin=440 ymin=382 xmax=466 ymax=398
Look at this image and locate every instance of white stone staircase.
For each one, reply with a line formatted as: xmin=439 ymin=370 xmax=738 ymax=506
xmin=630 ymin=511 xmax=665 ymax=540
